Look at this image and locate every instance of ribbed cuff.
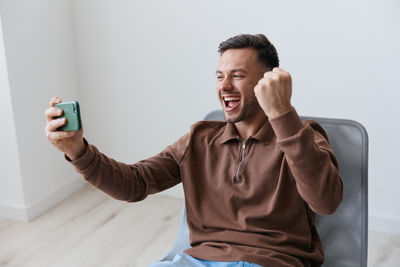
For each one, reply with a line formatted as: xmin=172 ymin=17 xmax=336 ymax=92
xmin=268 ymin=107 xmax=304 ymax=139
xmin=64 ymin=138 xmax=93 ymax=170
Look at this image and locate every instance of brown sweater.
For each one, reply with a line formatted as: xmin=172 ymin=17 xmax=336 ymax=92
xmin=66 ymin=108 xmax=343 ymax=267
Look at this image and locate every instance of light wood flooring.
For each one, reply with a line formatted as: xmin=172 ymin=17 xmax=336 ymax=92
xmin=1 ymin=185 xmax=399 ymax=267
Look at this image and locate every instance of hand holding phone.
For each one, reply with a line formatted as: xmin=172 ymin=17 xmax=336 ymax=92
xmin=45 ymin=97 xmax=85 ymax=161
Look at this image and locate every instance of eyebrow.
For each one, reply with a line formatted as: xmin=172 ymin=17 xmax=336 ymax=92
xmin=216 ymin=69 xmax=248 ymax=75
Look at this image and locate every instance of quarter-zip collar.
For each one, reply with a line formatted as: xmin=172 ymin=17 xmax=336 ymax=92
xmin=219 ymin=119 xmax=274 ymax=144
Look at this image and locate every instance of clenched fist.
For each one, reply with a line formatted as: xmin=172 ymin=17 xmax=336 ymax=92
xmin=254 ymin=67 xmax=293 ymax=119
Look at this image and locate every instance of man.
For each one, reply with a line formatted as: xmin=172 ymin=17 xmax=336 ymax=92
xmin=45 ymin=34 xmax=343 ymax=267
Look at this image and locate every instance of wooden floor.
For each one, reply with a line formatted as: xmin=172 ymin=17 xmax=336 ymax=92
xmin=0 ymin=185 xmax=182 ymax=267
xmin=1 ymin=185 xmax=399 ymax=267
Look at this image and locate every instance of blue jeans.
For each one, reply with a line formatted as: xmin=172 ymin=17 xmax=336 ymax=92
xmin=147 ymin=252 xmax=263 ymax=267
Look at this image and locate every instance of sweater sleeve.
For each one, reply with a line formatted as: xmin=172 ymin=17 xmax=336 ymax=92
xmin=269 ymin=108 xmax=344 ymax=215
xmin=65 ymin=133 xmax=191 ymax=202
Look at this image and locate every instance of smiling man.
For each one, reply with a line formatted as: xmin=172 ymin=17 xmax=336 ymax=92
xmin=45 ymin=34 xmax=343 ymax=267
xmin=216 ymin=44 xmax=291 ymax=140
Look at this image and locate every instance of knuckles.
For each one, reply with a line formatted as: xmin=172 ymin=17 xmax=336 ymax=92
xmin=259 ymin=71 xmax=291 ymax=90
xmin=263 ymin=70 xmax=291 ymax=82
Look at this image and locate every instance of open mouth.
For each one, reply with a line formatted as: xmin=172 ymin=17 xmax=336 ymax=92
xmin=222 ymin=95 xmax=241 ymax=112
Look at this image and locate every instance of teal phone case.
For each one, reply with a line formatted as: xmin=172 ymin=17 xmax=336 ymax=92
xmin=54 ymin=101 xmax=82 ymax=131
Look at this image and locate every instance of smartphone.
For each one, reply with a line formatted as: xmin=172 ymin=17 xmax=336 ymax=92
xmin=54 ymin=101 xmax=82 ymax=131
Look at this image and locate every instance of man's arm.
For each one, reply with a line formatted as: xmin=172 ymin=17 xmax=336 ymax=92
xmin=64 ymin=134 xmax=190 ymax=202
xmin=269 ymin=108 xmax=343 ymax=215
xmin=254 ymin=68 xmax=343 ymax=215
xmin=45 ymin=96 xmax=190 ymax=202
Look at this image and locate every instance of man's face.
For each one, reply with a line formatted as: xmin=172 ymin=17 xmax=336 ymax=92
xmin=216 ymin=48 xmax=266 ymax=123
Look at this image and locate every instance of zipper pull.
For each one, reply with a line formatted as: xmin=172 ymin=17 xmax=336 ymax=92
xmin=234 ymin=141 xmax=247 ymax=183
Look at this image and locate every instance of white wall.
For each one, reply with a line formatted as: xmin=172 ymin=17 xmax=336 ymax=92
xmin=0 ymin=16 xmax=25 ymax=221
xmin=1 ymin=0 xmax=399 ymax=234
xmin=71 ymin=0 xmax=400 ymax=234
xmin=0 ymin=0 xmax=86 ymax=221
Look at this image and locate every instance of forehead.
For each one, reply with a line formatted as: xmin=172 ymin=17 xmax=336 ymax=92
xmin=217 ymin=48 xmax=260 ymax=72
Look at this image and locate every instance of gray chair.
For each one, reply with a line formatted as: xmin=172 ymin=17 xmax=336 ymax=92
xmin=160 ymin=110 xmax=369 ymax=267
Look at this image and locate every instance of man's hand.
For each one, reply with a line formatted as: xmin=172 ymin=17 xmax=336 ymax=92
xmin=254 ymin=67 xmax=293 ymax=119
xmin=44 ymin=96 xmax=86 ymax=161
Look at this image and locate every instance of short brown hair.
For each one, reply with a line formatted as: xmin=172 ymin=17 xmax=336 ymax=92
xmin=218 ymin=33 xmax=279 ymax=69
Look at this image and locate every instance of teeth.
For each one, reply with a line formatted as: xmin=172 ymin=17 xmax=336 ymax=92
xmin=223 ymin=96 xmax=240 ymax=101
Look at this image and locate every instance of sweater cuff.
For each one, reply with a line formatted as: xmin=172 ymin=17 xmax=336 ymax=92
xmin=64 ymin=138 xmax=94 ymax=170
xmin=268 ymin=107 xmax=304 ymax=139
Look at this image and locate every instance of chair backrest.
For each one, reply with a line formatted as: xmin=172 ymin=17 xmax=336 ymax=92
xmin=161 ymin=110 xmax=368 ymax=267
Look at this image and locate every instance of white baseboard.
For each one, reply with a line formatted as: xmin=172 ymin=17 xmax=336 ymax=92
xmin=0 ymin=177 xmax=87 ymax=222
xmin=369 ymin=215 xmax=400 ymax=236
xmin=0 ymin=201 xmax=28 ymax=222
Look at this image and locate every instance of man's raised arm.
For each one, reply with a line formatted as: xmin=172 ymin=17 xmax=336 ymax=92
xmin=254 ymin=69 xmax=343 ymax=215
xmin=45 ymin=96 xmax=188 ymax=202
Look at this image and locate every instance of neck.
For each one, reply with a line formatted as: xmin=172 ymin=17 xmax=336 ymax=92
xmin=234 ymin=109 xmax=268 ymax=140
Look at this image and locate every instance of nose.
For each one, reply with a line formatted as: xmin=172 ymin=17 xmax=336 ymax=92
xmin=218 ymin=77 xmax=233 ymax=92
